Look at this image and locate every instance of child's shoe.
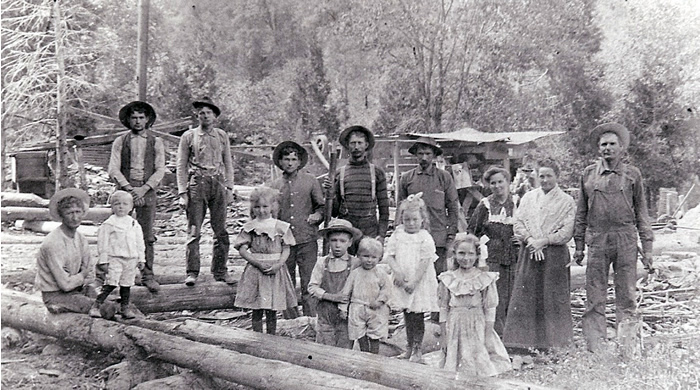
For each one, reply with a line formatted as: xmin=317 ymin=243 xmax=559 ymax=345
xmin=399 ymin=342 xmax=413 ymax=360
xmin=121 ymin=305 xmax=136 ymax=319
xmin=89 ymin=302 xmax=101 ymax=318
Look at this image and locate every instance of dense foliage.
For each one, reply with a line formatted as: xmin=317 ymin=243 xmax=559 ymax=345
xmin=2 ymin=0 xmax=698 ymax=195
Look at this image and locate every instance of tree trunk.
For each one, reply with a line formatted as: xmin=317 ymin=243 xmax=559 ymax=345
xmin=0 ymin=192 xmax=51 ymax=207
xmin=125 ymin=282 xmax=238 ymax=313
xmin=53 ymin=0 xmax=70 ymax=190
xmin=128 ymin=319 xmax=544 ymax=390
xmin=1 ymin=289 xmax=392 ymax=390
xmin=1 ymin=206 xmax=112 ymax=222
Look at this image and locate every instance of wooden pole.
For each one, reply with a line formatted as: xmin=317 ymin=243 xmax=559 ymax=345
xmin=393 ymin=140 xmax=400 ymax=206
xmin=1 ymin=289 xmax=392 ymax=390
xmin=137 ymin=0 xmax=150 ymax=101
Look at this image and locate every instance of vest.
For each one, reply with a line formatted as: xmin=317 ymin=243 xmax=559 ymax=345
xmin=119 ymin=131 xmax=156 ymax=186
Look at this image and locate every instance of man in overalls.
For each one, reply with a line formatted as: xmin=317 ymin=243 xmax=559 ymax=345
xmin=176 ymin=97 xmax=235 ymax=286
xmin=573 ymin=122 xmax=654 ymax=353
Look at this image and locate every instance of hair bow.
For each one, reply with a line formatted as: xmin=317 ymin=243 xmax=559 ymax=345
xmin=406 ymin=192 xmax=423 ymax=202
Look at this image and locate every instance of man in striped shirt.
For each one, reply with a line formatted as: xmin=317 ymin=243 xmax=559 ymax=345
xmin=330 ymin=126 xmax=390 ymax=244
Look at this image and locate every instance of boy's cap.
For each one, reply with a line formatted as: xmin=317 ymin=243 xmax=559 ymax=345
xmin=318 ymin=218 xmax=362 ymax=241
xmin=272 ymin=141 xmax=308 ymax=170
xmin=49 ymin=188 xmax=90 ymax=222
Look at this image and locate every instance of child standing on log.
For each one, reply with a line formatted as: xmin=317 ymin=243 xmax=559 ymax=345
xmin=339 ymin=237 xmax=390 ymax=354
xmin=385 ymin=193 xmax=439 ymax=363
xmin=234 ymin=186 xmax=298 ymax=334
xmin=90 ymin=190 xmax=144 ymax=319
xmin=438 ymin=233 xmax=511 ymax=376
xmin=308 ymin=219 xmax=362 ymax=348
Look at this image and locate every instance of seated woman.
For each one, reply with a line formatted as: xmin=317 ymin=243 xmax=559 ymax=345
xmin=35 ymin=188 xmax=97 ymax=314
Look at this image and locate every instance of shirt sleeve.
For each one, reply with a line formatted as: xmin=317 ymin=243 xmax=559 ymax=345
xmin=80 ymin=234 xmax=94 ymax=283
xmin=443 ymin=172 xmax=460 ymax=240
xmin=279 ymin=222 xmax=297 ymax=246
xmin=108 ymin=135 xmax=130 ymax=188
xmin=176 ymin=132 xmax=191 ymax=195
xmin=145 ymin=137 xmax=166 ymax=190
xmin=483 ymin=279 xmax=499 ymax=322
xmin=376 ymin=268 xmax=390 ymax=305
xmin=376 ymin=168 xmax=390 ymax=239
xmin=437 ymin=281 xmax=450 ymax=322
xmin=134 ymin=221 xmax=146 ymax=263
xmin=310 ymin=175 xmax=326 ymax=215
xmin=97 ymin=224 xmax=109 ymax=265
xmin=632 ymin=168 xmax=654 ymax=255
xmin=40 ymin=245 xmax=84 ymax=292
xmin=573 ymin=170 xmax=589 ymax=252
xmin=233 ymin=230 xmax=252 ymax=251
xmin=468 ymin=201 xmax=487 ymax=237
xmin=545 ymin=196 xmax=576 ymax=246
xmin=307 ymin=257 xmax=327 ymax=299
xmin=221 ymin=130 xmax=235 ymax=189
xmin=512 ymin=195 xmax=530 ymax=241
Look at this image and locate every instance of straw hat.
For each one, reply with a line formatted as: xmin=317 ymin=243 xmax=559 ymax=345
xmin=49 ymin=188 xmax=90 ymax=222
xmin=590 ymin=122 xmax=630 ymax=149
xmin=318 ymin=218 xmax=362 ymax=241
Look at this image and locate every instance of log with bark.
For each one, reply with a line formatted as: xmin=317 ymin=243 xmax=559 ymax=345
xmin=0 ymin=192 xmax=50 ymax=207
xmin=1 ymin=289 xmax=392 ymax=390
xmin=125 ymin=282 xmax=238 ymax=313
xmin=128 ymin=319 xmax=546 ymax=390
xmin=1 ymin=206 xmax=112 ymax=222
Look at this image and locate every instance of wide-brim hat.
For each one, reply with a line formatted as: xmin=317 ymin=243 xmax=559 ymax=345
xmin=339 ymin=125 xmax=375 ymax=150
xmin=272 ymin=141 xmax=308 ymax=170
xmin=192 ymin=96 xmax=221 ymax=117
xmin=590 ymin=122 xmax=630 ymax=150
xmin=49 ymin=188 xmax=90 ymax=222
xmin=408 ymin=137 xmax=443 ymax=156
xmin=318 ymin=218 xmax=362 ymax=241
xmin=118 ymin=101 xmax=156 ymax=129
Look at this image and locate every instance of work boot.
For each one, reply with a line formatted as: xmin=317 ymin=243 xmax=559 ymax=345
xmin=185 ymin=275 xmax=197 ymax=286
xmin=89 ymin=302 xmax=101 ymax=318
xmin=215 ymin=273 xmax=236 ymax=285
xmin=400 ymin=341 xmax=413 ymax=360
xmin=409 ymin=344 xmax=424 ymax=364
xmin=143 ymin=279 xmax=160 ymax=293
xmin=120 ymin=287 xmax=136 ymax=319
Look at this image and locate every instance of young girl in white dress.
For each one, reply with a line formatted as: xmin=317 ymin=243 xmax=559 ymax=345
xmin=385 ymin=193 xmax=439 ymax=363
xmin=438 ymin=233 xmax=511 ymax=377
xmin=234 ymin=186 xmax=298 ymax=334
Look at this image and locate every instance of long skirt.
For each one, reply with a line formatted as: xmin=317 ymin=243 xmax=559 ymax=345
xmin=441 ymin=307 xmax=511 ymax=377
xmin=503 ymin=244 xmax=573 ymax=349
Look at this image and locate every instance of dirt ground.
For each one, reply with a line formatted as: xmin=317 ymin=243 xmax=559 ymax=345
xmin=2 ymin=215 xmax=699 ymax=389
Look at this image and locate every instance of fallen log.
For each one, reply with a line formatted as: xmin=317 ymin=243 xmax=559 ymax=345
xmin=131 ymin=371 xmax=225 ymax=390
xmin=1 ymin=289 xmax=392 ymax=390
xmin=129 ymin=318 xmax=546 ymax=390
xmin=2 ymin=206 xmax=112 ymax=223
xmin=15 ymin=220 xmax=99 ymax=236
xmin=0 ymin=192 xmax=50 ymax=208
xmin=126 ymin=282 xmax=238 ymax=313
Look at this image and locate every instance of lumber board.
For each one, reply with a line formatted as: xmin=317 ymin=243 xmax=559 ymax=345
xmin=129 ymin=319 xmax=547 ymax=390
xmin=0 ymin=289 xmax=391 ymax=390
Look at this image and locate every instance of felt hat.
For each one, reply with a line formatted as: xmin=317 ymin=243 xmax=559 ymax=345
xmin=272 ymin=141 xmax=308 ymax=170
xmin=118 ymin=101 xmax=157 ymax=129
xmin=338 ymin=125 xmax=375 ymax=150
xmin=192 ymin=96 xmax=221 ymax=117
xmin=318 ymin=218 xmax=362 ymax=241
xmin=408 ymin=137 xmax=443 ymax=156
xmin=49 ymin=188 xmax=90 ymax=222
xmin=590 ymin=122 xmax=630 ymax=149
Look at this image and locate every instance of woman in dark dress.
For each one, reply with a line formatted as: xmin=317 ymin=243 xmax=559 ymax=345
xmin=467 ymin=166 xmax=518 ymax=336
xmin=503 ymin=159 xmax=576 ymax=350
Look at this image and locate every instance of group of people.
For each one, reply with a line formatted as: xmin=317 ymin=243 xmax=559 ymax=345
xmin=35 ymin=95 xmax=653 ymax=377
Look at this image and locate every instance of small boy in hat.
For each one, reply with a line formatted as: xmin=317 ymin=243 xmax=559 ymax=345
xmin=269 ymin=141 xmax=325 ymax=317
xmin=90 ymin=191 xmax=144 ymax=319
xmin=35 ymin=188 xmax=97 ymax=314
xmin=308 ymin=219 xmax=362 ymax=348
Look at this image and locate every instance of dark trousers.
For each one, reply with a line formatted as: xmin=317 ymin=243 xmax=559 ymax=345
xmin=121 ymin=179 xmax=157 ymax=281
xmin=582 ymin=231 xmax=638 ymax=350
xmin=488 ymin=262 xmax=516 ymax=337
xmin=285 ymin=241 xmax=318 ymax=316
xmin=186 ymin=175 xmax=230 ymax=277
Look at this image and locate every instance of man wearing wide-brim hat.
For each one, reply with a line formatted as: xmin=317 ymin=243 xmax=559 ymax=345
xmin=36 ymin=189 xmax=99 ymax=314
xmin=269 ymin=140 xmax=325 ymax=317
xmin=176 ymin=96 xmax=235 ymax=286
xmin=108 ymin=101 xmax=166 ymax=293
xmin=573 ymin=122 xmax=653 ymax=353
xmin=329 ymin=125 xmax=390 ymax=245
xmin=398 ymin=136 xmax=459 ymax=321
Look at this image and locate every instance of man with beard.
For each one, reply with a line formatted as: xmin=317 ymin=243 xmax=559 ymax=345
xmin=330 ymin=125 xmax=390 ymax=244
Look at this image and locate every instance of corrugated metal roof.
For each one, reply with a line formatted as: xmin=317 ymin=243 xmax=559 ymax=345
xmin=408 ymin=128 xmax=565 ymax=145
